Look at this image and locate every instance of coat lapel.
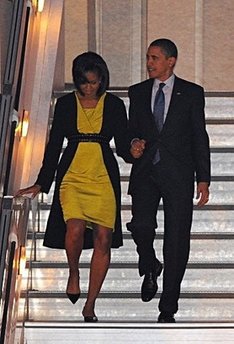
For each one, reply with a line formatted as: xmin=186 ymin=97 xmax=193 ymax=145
xmin=162 ymin=76 xmax=183 ymax=132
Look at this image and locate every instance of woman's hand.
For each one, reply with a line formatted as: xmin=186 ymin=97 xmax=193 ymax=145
xmin=130 ymin=139 xmax=146 ymax=159
xmin=15 ymin=184 xmax=41 ymax=199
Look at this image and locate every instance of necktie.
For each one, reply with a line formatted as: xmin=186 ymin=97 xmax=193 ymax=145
xmin=153 ymin=82 xmax=165 ymax=164
xmin=153 ymin=82 xmax=165 ymax=131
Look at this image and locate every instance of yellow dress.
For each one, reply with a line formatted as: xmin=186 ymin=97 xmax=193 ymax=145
xmin=59 ymin=93 xmax=116 ymax=229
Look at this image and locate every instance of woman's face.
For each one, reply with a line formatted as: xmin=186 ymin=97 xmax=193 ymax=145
xmin=79 ymin=71 xmax=101 ymax=98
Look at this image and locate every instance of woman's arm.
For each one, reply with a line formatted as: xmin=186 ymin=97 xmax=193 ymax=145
xmin=34 ymin=98 xmax=66 ymax=193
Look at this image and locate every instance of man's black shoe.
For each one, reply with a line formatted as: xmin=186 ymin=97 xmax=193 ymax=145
xmin=141 ymin=265 xmax=162 ymax=302
xmin=157 ymin=312 xmax=176 ymax=323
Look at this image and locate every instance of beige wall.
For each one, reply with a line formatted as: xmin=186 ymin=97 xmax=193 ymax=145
xmin=148 ymin=0 xmax=234 ymax=90
xmin=203 ymin=0 xmax=234 ymax=91
xmin=13 ymin=0 xmax=64 ymax=191
xmin=64 ymin=0 xmax=145 ymax=86
xmin=64 ymin=0 xmax=234 ymax=91
xmin=96 ymin=0 xmax=135 ymax=86
xmin=147 ymin=0 xmax=198 ymax=82
xmin=64 ymin=0 xmax=88 ymax=82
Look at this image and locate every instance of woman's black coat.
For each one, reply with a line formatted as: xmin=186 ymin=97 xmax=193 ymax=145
xmin=35 ymin=91 xmax=131 ymax=249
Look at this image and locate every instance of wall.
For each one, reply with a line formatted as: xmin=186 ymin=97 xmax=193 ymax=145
xmin=64 ymin=0 xmax=88 ymax=82
xmin=203 ymin=0 xmax=234 ymax=91
xmin=147 ymin=0 xmax=234 ymax=90
xmin=64 ymin=0 xmax=234 ymax=91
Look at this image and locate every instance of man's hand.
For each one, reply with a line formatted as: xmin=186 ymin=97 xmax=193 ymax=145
xmin=130 ymin=139 xmax=146 ymax=159
xmin=196 ymin=182 xmax=209 ymax=207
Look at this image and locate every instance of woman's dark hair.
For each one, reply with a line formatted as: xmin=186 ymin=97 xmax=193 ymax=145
xmin=72 ymin=51 xmax=109 ymax=96
xmin=149 ymin=38 xmax=178 ymax=59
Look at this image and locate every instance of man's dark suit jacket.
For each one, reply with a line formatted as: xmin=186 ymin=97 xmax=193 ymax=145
xmin=128 ymin=75 xmax=211 ymax=195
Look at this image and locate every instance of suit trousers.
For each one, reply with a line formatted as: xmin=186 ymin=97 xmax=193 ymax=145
xmin=128 ymin=161 xmax=194 ymax=314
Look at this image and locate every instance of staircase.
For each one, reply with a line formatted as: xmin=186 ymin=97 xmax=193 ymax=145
xmin=19 ymin=90 xmax=234 ymax=324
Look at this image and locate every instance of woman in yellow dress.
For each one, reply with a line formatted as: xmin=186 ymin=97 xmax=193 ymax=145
xmin=16 ymin=52 xmax=131 ymax=322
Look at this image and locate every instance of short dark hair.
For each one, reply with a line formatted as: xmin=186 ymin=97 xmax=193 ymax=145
xmin=149 ymin=38 xmax=178 ymax=59
xmin=72 ymin=51 xmax=109 ymax=96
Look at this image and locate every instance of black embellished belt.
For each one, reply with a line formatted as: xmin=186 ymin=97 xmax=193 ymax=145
xmin=68 ymin=133 xmax=109 ymax=144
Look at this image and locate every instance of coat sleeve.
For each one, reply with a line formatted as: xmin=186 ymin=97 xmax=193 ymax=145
xmin=128 ymin=86 xmax=143 ymax=142
xmin=35 ymin=98 xmax=65 ymax=193
xmin=190 ymin=86 xmax=211 ymax=184
xmin=113 ymin=97 xmax=133 ymax=163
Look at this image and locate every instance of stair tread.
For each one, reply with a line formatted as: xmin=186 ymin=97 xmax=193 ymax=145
xmin=37 ymin=203 xmax=234 ymax=211
xmin=27 ymin=231 xmax=234 ymax=239
xmin=27 ymin=261 xmax=234 ymax=268
xmin=21 ymin=290 xmax=234 ymax=298
xmin=18 ymin=297 xmax=234 ymax=322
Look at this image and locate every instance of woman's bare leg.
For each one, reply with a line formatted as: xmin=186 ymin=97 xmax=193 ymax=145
xmin=65 ymin=219 xmax=86 ymax=296
xmin=82 ymin=225 xmax=112 ymax=317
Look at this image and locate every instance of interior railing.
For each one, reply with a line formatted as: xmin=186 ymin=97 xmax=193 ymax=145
xmin=0 ymin=196 xmax=31 ymax=344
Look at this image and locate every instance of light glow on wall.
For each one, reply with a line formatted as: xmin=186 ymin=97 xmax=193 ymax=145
xmin=21 ymin=110 xmax=29 ymax=138
xmin=37 ymin=0 xmax=45 ymax=12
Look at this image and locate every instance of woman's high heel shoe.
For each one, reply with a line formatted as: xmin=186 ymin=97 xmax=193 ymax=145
xmin=66 ymin=292 xmax=80 ymax=305
xmin=66 ymin=274 xmax=80 ymax=304
xmin=83 ymin=315 xmax=98 ymax=322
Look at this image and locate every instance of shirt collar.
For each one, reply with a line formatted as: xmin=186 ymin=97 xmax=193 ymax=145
xmin=153 ymin=74 xmax=175 ymax=89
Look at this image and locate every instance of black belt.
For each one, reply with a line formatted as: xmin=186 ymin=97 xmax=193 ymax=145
xmin=68 ymin=133 xmax=109 ymax=144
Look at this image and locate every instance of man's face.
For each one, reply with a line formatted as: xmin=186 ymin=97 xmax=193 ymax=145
xmin=146 ymin=45 xmax=175 ymax=81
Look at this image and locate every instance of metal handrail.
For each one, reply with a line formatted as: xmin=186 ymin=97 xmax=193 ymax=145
xmin=0 ymin=196 xmax=31 ymax=344
xmin=0 ymin=242 xmax=16 ymax=343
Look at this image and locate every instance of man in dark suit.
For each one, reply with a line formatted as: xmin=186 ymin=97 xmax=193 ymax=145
xmin=127 ymin=38 xmax=210 ymax=323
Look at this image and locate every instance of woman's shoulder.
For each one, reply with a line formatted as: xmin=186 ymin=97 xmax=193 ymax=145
xmin=105 ymin=91 xmax=123 ymax=101
xmin=105 ymin=91 xmax=125 ymax=106
xmin=56 ymin=91 xmax=76 ymax=104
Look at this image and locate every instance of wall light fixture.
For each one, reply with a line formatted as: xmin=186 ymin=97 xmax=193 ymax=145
xmin=21 ymin=110 xmax=29 ymax=138
xmin=37 ymin=0 xmax=45 ymax=12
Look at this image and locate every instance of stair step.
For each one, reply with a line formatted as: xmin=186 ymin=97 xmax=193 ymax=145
xmin=27 ymin=232 xmax=234 ymax=240
xmin=18 ymin=297 xmax=234 ymax=322
xmin=38 ymin=180 xmax=234 ymax=208
xmin=115 ymin=147 xmax=234 ymax=153
xmin=115 ymin=152 xmax=234 ymax=176
xmin=22 ymin=268 xmax=234 ymax=294
xmin=206 ymin=118 xmax=234 ymax=124
xmin=21 ymin=290 xmax=234 ymax=299
xmin=27 ymin=238 xmax=234 ymax=264
xmin=28 ymin=209 xmax=234 ymax=234
xmin=37 ymin=203 xmax=234 ymax=211
xmin=120 ymin=175 xmax=234 ymax=182
xmin=27 ymin=261 xmax=234 ymax=269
